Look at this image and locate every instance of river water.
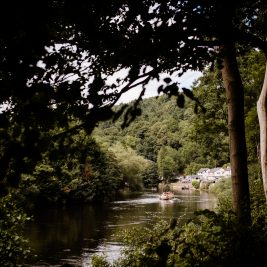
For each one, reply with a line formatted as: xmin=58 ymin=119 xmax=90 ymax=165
xmin=24 ymin=190 xmax=217 ymax=266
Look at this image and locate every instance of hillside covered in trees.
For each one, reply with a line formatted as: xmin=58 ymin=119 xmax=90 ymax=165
xmin=92 ymin=49 xmax=264 ymax=190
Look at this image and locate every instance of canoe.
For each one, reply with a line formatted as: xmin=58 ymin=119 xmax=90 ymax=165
xmin=160 ymin=191 xmax=174 ymax=200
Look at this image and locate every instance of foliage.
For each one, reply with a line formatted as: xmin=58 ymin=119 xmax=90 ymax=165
xmin=94 ymin=87 xmax=229 ymax=180
xmin=93 ymin=208 xmax=267 ymax=267
xmin=91 ymin=255 xmax=111 ymax=267
xmin=141 ymin=161 xmax=159 ymax=189
xmin=199 ymin=181 xmax=212 ymax=191
xmin=157 ymin=146 xmax=180 ymax=181
xmin=185 ymin=163 xmax=206 ymax=176
xmin=109 ymin=142 xmax=150 ymax=191
xmin=248 ymin=162 xmax=262 ymax=181
xmin=93 ymin=96 xmax=186 ymax=164
xmin=249 ymin=178 xmax=267 ymax=234
xmin=20 ymin=131 xmax=124 ymax=205
xmin=0 ymin=193 xmax=31 ymax=266
xmin=180 ymin=69 xmax=229 ymax=170
xmin=191 ymin=179 xmax=200 ymax=189
xmin=241 ymin=51 xmax=265 ymax=164
xmin=209 ymin=178 xmax=233 ymax=213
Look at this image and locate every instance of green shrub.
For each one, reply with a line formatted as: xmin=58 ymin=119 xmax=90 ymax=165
xmin=192 ymin=179 xmax=200 ymax=189
xmin=92 ymin=207 xmax=267 ymax=267
xmin=209 ymin=177 xmax=232 ymax=212
xmin=91 ymin=255 xmax=111 ymax=267
xmin=0 ymin=193 xmax=32 ymax=267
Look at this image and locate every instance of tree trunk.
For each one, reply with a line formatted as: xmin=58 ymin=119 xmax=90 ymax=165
xmin=257 ymin=62 xmax=267 ymax=201
xmin=221 ymin=42 xmax=251 ymax=225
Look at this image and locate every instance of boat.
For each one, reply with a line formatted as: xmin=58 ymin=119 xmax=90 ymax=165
xmin=160 ymin=191 xmax=174 ymax=200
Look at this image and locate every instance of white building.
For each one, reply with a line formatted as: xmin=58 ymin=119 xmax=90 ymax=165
xmin=197 ymin=167 xmax=231 ymax=181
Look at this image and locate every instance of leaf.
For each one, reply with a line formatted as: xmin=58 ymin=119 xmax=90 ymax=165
xmin=113 ymin=104 xmax=128 ymax=122
xmin=165 ymin=83 xmax=179 ymax=96
xmin=158 ymin=85 xmax=164 ymax=94
xmin=129 ymin=66 xmax=140 ymax=82
xmin=216 ymin=58 xmax=224 ymax=70
xmin=177 ymin=94 xmax=185 ymax=108
xmin=163 ymin=77 xmax=172 ymax=84
xmin=182 ymin=88 xmax=194 ymax=99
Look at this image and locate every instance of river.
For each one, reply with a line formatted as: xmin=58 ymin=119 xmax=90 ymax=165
xmin=24 ymin=189 xmax=217 ymax=266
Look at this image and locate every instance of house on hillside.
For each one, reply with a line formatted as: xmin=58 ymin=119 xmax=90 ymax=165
xmin=197 ymin=168 xmax=209 ymax=176
xmin=211 ymin=167 xmax=225 ymax=176
xmin=197 ymin=167 xmax=231 ymax=182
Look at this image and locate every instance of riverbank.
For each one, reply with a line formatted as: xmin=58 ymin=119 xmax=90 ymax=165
xmin=159 ymin=181 xmax=194 ymax=191
xmin=171 ymin=182 xmax=194 ymax=190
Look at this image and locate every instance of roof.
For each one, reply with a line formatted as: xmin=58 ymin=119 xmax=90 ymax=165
xmin=198 ymin=168 xmax=209 ymax=173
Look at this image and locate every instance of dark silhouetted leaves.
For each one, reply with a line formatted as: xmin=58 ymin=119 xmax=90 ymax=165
xmin=163 ymin=77 xmax=172 ymax=84
xmin=161 ymin=83 xmax=179 ymax=97
xmin=113 ymin=104 xmax=128 ymax=122
xmin=121 ymin=105 xmax=142 ymax=129
xmin=182 ymin=87 xmax=195 ymax=100
xmin=158 ymin=85 xmax=164 ymax=94
xmin=129 ymin=66 xmax=140 ymax=82
xmin=177 ymin=94 xmax=185 ymax=108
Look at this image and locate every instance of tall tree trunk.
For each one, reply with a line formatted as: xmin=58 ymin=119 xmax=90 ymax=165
xmin=221 ymin=42 xmax=251 ymax=225
xmin=257 ymin=62 xmax=267 ymax=201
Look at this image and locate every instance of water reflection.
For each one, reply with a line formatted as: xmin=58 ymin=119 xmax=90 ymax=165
xmin=25 ymin=190 xmax=217 ymax=266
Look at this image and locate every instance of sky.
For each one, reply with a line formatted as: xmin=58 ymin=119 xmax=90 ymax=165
xmin=0 ymin=69 xmax=202 ymax=112
xmin=117 ymin=70 xmax=203 ymax=104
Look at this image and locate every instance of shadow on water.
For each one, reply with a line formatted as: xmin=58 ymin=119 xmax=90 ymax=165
xmin=24 ymin=190 xmax=217 ymax=266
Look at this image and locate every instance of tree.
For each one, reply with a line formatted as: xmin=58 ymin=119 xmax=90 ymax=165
xmin=141 ymin=161 xmax=159 ymax=189
xmin=0 ymin=194 xmax=31 ymax=266
xmin=157 ymin=146 xmax=180 ymax=181
xmin=240 ymin=50 xmax=265 ymax=164
xmin=257 ymin=65 xmax=267 ymax=200
xmin=109 ymin=142 xmax=150 ymax=191
xmin=221 ymin=40 xmax=251 ymax=223
xmin=20 ymin=130 xmax=124 ymax=204
xmin=178 ymin=70 xmax=229 ymax=169
xmin=1 ymin=1 xmax=266 ymax=224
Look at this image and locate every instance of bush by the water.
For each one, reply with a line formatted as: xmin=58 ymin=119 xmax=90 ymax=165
xmin=0 ymin=193 xmax=32 ymax=267
xmin=92 ymin=209 xmax=267 ymax=267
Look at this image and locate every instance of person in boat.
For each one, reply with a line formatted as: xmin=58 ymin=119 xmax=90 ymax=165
xmin=160 ymin=191 xmax=174 ymax=199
